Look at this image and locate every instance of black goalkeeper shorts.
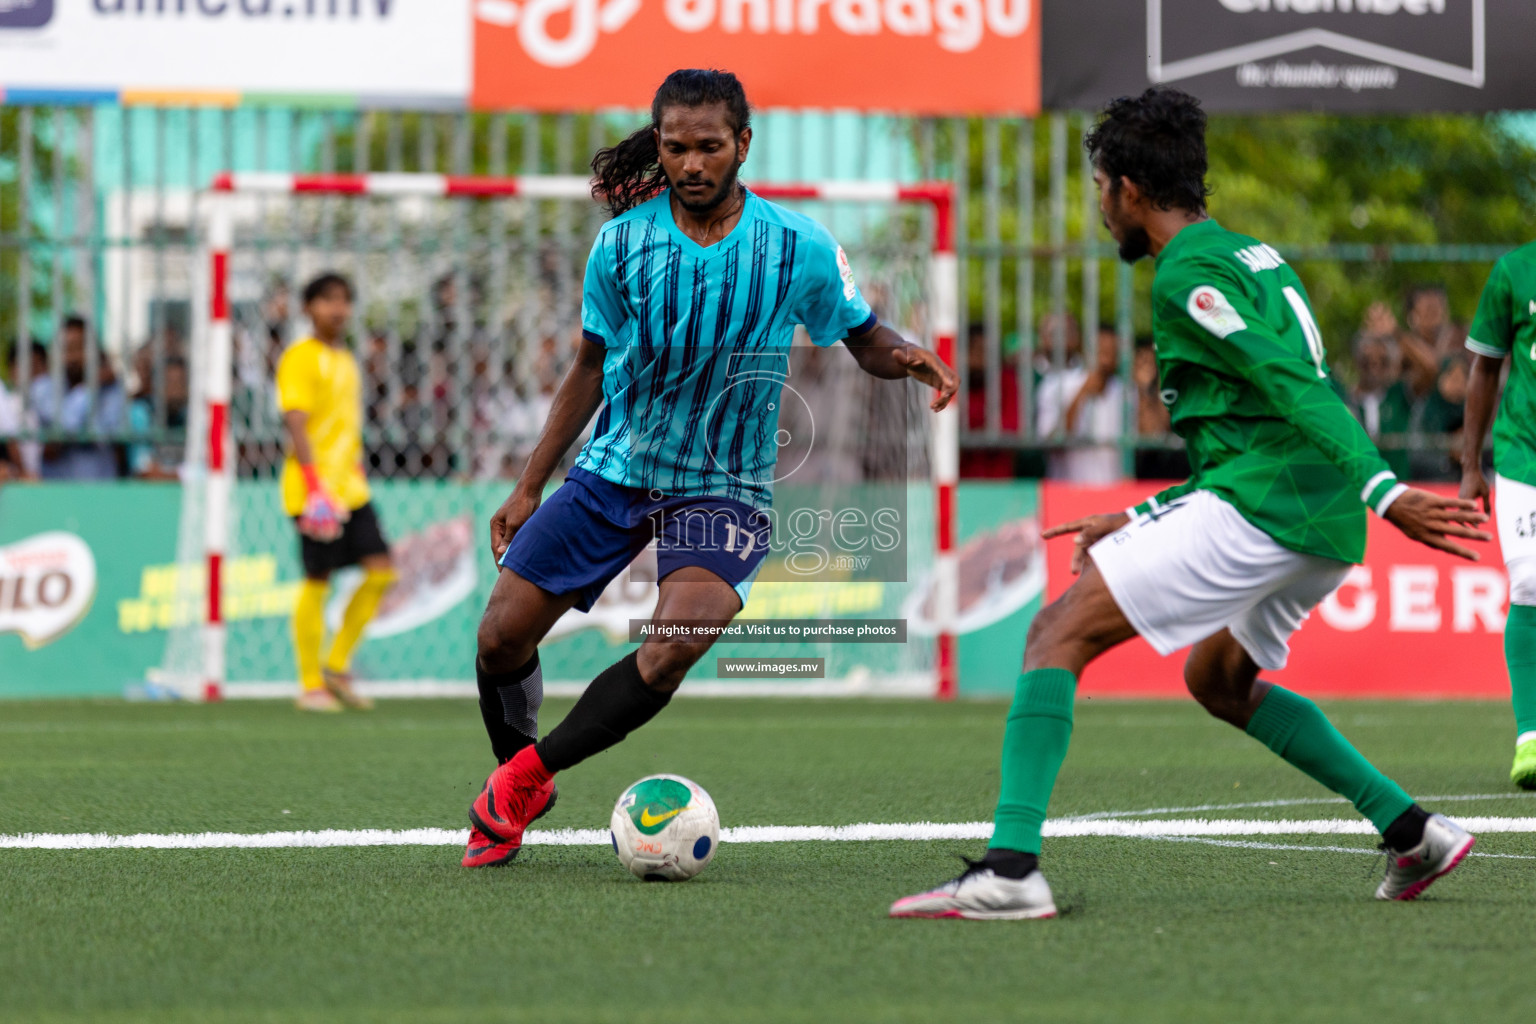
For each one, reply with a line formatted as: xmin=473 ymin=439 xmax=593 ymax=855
xmin=295 ymin=501 xmax=391 ymax=579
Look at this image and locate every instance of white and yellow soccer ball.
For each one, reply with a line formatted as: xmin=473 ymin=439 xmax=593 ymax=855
xmin=609 ymin=774 xmax=720 ymax=881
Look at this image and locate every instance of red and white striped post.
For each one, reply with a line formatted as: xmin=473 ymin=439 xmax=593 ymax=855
xmin=202 ymin=198 xmax=233 ymax=702
xmin=205 ymin=173 xmax=960 ymax=699
xmin=919 ymin=188 xmax=960 ymax=701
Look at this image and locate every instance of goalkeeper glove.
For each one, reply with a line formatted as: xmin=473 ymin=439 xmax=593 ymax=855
xmin=298 ymin=465 xmax=347 ymax=542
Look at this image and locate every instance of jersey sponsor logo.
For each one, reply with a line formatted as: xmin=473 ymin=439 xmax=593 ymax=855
xmin=836 ymin=246 xmax=857 ymax=302
xmin=1234 ymin=243 xmax=1285 ymax=273
xmin=1186 ymin=285 xmax=1248 ymax=339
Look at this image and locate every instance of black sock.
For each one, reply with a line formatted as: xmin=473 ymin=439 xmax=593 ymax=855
xmin=534 ymin=651 xmax=670 ymax=772
xmin=1382 ymin=804 xmax=1430 ymax=851
xmin=981 ymin=848 xmax=1039 ymax=879
xmin=476 ymin=653 xmax=542 ymax=764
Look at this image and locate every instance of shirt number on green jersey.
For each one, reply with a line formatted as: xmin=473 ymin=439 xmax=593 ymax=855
xmin=1281 ymin=286 xmax=1327 ymax=379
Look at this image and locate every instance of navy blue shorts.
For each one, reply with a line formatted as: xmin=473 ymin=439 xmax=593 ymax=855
xmin=499 ymin=467 xmax=772 ymax=612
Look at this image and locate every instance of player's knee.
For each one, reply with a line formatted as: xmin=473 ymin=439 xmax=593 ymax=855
xmin=476 ymin=610 xmax=535 ymax=673
xmin=1183 ymin=662 xmax=1248 ymax=725
xmin=1182 ymin=663 xmax=1217 ymax=706
xmin=637 ymin=640 xmax=707 ymax=693
xmin=1022 ymin=600 xmax=1074 ymax=669
xmin=364 ymin=556 xmax=396 ymax=579
xmin=1023 ymin=601 xmax=1060 ymax=652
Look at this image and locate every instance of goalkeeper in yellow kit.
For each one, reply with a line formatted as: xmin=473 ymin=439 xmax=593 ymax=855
xmin=276 ymin=273 xmax=395 ymax=712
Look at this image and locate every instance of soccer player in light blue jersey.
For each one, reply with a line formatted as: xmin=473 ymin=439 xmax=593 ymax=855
xmin=461 ymin=69 xmax=958 ymax=867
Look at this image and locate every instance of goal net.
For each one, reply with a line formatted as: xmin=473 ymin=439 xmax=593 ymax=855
xmin=154 ymin=174 xmax=957 ymax=699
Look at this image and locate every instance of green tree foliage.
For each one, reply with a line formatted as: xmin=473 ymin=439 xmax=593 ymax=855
xmin=0 ymin=107 xmax=64 ymax=378
xmin=938 ymin=113 xmax=1536 ymax=374
xmin=1207 ymin=113 xmax=1536 ymax=363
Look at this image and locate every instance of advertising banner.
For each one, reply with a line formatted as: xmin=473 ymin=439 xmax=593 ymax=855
xmin=948 ymin=480 xmax=1045 ymax=696
xmin=1042 ymin=481 xmax=1511 ymax=699
xmin=469 ymin=0 xmax=1040 ymax=113
xmin=1043 ymin=0 xmax=1536 ymax=113
xmin=0 ymin=1 xmax=468 ymax=105
xmin=1 ymin=479 xmax=1043 ymax=699
xmin=0 ymin=483 xmax=179 ymax=698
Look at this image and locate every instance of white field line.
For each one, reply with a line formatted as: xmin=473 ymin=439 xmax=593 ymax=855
xmin=5 ymin=816 xmax=1536 ymax=851
xmin=1141 ymin=835 xmax=1536 ymax=860
xmin=1059 ymin=792 xmax=1536 ymax=821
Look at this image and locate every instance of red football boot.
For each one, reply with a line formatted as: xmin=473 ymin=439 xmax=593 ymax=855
xmin=462 ymin=822 xmax=519 ymax=868
xmin=461 ymin=783 xmax=559 ymax=867
xmin=468 ymin=747 xmax=557 ymax=848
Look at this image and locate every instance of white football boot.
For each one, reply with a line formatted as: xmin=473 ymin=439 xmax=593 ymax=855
xmin=890 ymin=860 xmax=1057 ymax=920
xmin=1374 ymin=813 xmax=1476 ymax=901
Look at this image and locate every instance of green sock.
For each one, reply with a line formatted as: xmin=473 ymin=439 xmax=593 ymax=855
xmin=990 ymin=668 xmax=1076 ymax=855
xmin=1245 ymin=685 xmax=1413 ymax=833
xmin=1505 ymin=604 xmax=1536 ymax=740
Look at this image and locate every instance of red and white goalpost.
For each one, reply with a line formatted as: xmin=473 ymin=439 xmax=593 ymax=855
xmin=197 ymin=172 xmax=959 ymax=700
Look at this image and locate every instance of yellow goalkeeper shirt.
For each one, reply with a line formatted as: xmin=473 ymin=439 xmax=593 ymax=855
xmin=275 ymin=336 xmax=370 ymax=517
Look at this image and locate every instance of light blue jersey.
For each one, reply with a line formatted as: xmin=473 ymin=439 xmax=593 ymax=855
xmin=576 ymin=189 xmax=874 ymax=509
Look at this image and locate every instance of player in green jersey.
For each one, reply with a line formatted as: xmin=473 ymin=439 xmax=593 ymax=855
xmin=891 ymin=88 xmax=1491 ymax=921
xmin=1459 ymin=242 xmax=1536 ymax=788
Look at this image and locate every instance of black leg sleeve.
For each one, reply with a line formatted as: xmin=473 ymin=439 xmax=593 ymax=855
xmin=534 ymin=651 xmax=669 ymax=772
xmin=476 ymin=653 xmax=542 ymax=765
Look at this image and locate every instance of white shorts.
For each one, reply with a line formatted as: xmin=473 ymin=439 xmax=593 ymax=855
xmin=1495 ymin=474 xmax=1536 ymax=606
xmin=1088 ymin=490 xmax=1352 ymax=671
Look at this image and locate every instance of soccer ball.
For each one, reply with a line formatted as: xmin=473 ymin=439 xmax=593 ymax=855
xmin=609 ymin=774 xmax=720 ymax=881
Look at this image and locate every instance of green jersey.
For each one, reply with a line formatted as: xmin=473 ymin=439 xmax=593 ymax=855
xmin=1130 ymin=220 xmax=1402 ymax=564
xmin=1467 ymin=241 xmax=1536 ymax=487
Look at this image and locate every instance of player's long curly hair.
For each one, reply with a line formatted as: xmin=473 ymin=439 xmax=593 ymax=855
xmin=1085 ymin=87 xmax=1213 ymax=213
xmin=591 ymin=69 xmax=752 ymax=216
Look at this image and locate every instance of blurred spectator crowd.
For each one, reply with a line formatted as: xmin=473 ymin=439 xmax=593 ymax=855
xmin=0 ymin=280 xmax=1483 ymax=487
xmin=233 ymin=274 xmax=577 ymax=484
xmin=0 ymin=315 xmax=189 ymax=483
xmin=960 ymin=282 xmax=1476 ymax=484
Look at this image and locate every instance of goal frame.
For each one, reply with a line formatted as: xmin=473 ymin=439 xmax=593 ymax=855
xmin=198 ymin=172 xmax=959 ymax=700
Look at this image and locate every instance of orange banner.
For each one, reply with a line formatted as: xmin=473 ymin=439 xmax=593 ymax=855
xmin=1041 ymin=482 xmax=1511 ymax=701
xmin=469 ymin=0 xmax=1039 ymax=114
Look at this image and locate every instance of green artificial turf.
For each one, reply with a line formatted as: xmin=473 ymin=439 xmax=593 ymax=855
xmin=1 ymin=698 xmax=1533 ymax=1023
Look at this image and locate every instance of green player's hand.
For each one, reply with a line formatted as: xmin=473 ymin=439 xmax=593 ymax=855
xmin=1383 ymin=488 xmax=1491 ymax=562
xmin=1042 ymin=512 xmax=1131 ymax=575
xmin=1458 ymin=466 xmax=1492 ymax=516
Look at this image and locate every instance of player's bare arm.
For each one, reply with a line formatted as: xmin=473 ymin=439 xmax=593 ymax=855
xmin=489 ymin=338 xmax=607 ymax=561
xmin=841 ymin=323 xmax=958 ymax=411
xmin=1459 ymin=351 xmax=1505 ymax=514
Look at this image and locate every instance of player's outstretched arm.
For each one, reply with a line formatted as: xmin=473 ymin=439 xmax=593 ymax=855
xmin=489 ymin=339 xmax=607 ymax=561
xmin=1382 ymin=488 xmax=1491 ymax=562
xmin=841 ymin=324 xmax=958 ymax=411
